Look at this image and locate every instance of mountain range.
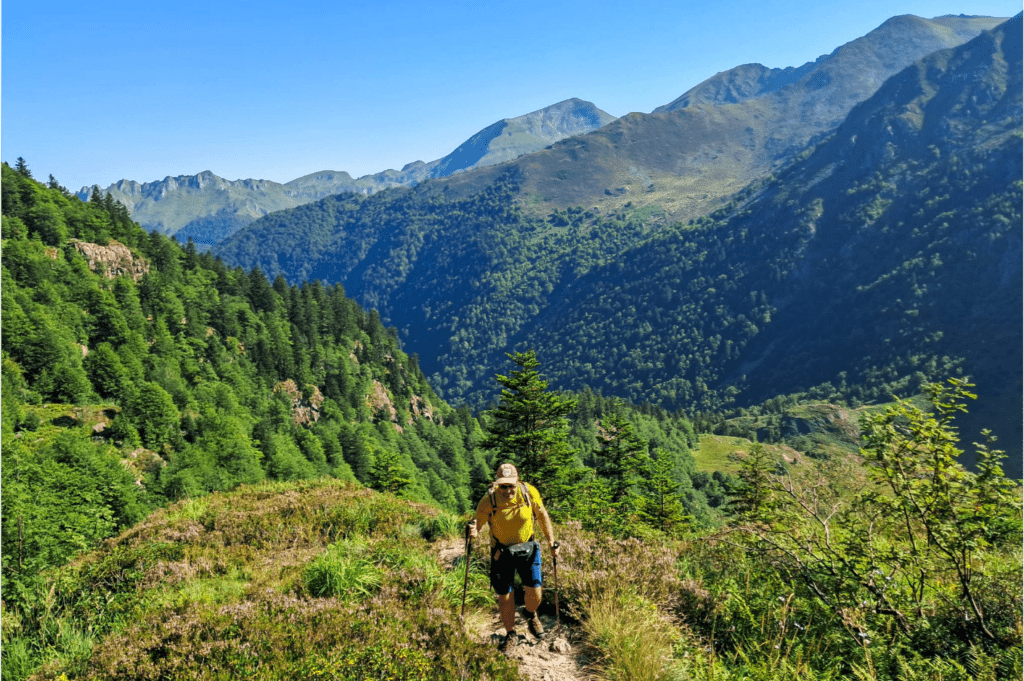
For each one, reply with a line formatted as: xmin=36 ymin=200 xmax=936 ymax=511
xmin=437 ymin=14 xmax=1009 ymax=221
xmin=79 ymin=15 xmax=1003 ymax=249
xmin=212 ymin=14 xmax=1022 ymax=473
xmin=75 ymin=99 xmax=615 ymax=246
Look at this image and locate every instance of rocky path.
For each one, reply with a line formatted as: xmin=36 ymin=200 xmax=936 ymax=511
xmin=436 ymin=539 xmax=590 ymax=681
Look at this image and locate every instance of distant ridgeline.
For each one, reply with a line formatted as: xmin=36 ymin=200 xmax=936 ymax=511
xmin=1 ymin=163 xmax=712 ymax=585
xmin=76 ymin=99 xmax=617 ymax=247
xmin=214 ymin=17 xmax=1023 ymax=469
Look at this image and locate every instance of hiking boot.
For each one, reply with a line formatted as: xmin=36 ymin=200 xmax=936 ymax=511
xmin=526 ymin=611 xmax=545 ymax=637
xmin=499 ymin=631 xmax=519 ymax=655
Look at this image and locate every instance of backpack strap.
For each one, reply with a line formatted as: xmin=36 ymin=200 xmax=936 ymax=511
xmin=487 ymin=481 xmax=536 ymax=526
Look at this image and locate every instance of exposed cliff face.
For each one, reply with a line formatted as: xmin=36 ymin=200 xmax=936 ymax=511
xmin=273 ymin=379 xmax=325 ymax=427
xmin=69 ymin=239 xmax=149 ymax=281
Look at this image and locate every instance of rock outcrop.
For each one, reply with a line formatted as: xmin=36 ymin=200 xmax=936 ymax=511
xmin=273 ymin=379 xmax=325 ymax=426
xmin=70 ymin=239 xmax=149 ymax=281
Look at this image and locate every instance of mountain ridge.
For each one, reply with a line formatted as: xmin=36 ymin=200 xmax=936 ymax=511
xmin=433 ymin=14 xmax=1007 ymax=223
xmin=76 ymin=98 xmax=615 ymax=244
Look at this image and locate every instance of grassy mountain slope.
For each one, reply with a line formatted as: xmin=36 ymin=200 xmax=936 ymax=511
xmin=437 ymin=15 xmax=1006 ymax=222
xmin=77 ymin=99 xmax=614 ymax=246
xmin=7 ymin=442 xmax=1021 ymax=680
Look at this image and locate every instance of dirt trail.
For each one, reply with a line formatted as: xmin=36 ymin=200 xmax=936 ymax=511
xmin=436 ymin=538 xmax=591 ymax=681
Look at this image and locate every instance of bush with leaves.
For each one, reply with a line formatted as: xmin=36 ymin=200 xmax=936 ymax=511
xmin=731 ymin=379 xmax=1022 ymax=668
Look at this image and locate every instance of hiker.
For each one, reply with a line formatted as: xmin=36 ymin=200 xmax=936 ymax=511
xmin=468 ymin=462 xmax=559 ymax=652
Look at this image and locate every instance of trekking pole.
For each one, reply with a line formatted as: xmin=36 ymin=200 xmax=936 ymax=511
xmin=552 ymin=541 xmax=561 ymax=633
xmin=461 ymin=523 xmax=473 ymax=620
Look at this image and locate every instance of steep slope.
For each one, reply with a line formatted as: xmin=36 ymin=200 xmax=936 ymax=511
xmin=437 ymin=14 xmax=1006 ymax=221
xmin=518 ymin=14 xmax=1022 ymax=470
xmin=215 ymin=16 xmax=1019 ymax=420
xmin=77 ymin=99 xmax=614 ymax=246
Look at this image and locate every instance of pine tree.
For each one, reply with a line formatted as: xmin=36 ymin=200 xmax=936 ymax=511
xmin=14 ymin=157 xmax=32 ymax=178
xmin=595 ymin=411 xmax=649 ymax=505
xmin=481 ymin=350 xmax=585 ymax=513
xmin=369 ymin=448 xmax=412 ymax=495
xmin=639 ymin=450 xmax=690 ymax=536
xmin=732 ymin=442 xmax=780 ymax=520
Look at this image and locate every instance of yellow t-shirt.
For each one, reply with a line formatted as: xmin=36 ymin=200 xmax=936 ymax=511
xmin=475 ymin=482 xmax=545 ymax=547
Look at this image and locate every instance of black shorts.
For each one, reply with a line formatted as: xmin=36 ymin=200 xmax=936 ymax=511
xmin=489 ymin=543 xmax=543 ymax=594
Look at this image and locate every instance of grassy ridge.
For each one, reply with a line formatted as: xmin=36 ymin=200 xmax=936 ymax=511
xmin=4 ymin=480 xmax=517 ymax=681
xmin=6 ymin=439 xmax=1020 ymax=681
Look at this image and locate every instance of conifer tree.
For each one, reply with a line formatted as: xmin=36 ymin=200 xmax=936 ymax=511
xmin=482 ymin=350 xmax=585 ymax=513
xmin=639 ymin=450 xmax=690 ymax=536
xmin=595 ymin=411 xmax=649 ymax=505
xmin=369 ymin=448 xmax=412 ymax=495
xmin=14 ymin=157 xmax=31 ymax=178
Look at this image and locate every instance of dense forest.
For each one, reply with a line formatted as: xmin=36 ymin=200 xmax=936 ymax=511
xmin=1 ymin=162 xmax=722 ymax=600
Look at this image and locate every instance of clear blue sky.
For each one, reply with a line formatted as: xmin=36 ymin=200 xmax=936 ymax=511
xmin=3 ymin=0 xmax=1018 ymax=191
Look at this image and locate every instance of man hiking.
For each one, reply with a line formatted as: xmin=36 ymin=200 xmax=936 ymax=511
xmin=468 ymin=462 xmax=559 ymax=653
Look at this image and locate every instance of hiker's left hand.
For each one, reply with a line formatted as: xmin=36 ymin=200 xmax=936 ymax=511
xmin=550 ymin=542 xmax=560 ymax=558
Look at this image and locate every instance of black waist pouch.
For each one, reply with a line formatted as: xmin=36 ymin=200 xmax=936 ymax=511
xmin=504 ymin=540 xmax=537 ymax=560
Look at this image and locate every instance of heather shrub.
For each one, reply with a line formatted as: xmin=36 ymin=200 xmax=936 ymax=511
xmin=77 ymin=587 xmax=517 ymax=681
xmin=10 ymin=480 xmax=504 ymax=681
xmin=554 ymin=521 xmax=683 ymax=619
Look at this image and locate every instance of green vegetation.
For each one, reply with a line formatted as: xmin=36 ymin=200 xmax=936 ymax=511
xmin=1 ymin=163 xmax=719 ymax=680
xmin=212 ymin=17 xmax=1023 ymax=478
xmin=0 ymin=481 xmax=521 ymax=681
xmin=481 ymin=350 xmax=586 ymax=511
xmin=2 ymin=163 xmax=1019 ymax=679
xmin=3 ymin=17 xmax=1021 ymax=681
xmin=1 ymin=159 xmax=503 ymax=580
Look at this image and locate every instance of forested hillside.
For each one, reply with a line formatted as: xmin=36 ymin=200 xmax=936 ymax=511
xmin=213 ymin=16 xmax=1022 ymax=472
xmin=0 ymin=162 xmax=473 ymax=576
xmin=1 ymin=163 xmax=718 ymax=594
xmin=524 ymin=15 xmax=1023 ymax=464
xmin=213 ymin=173 xmax=665 ymax=399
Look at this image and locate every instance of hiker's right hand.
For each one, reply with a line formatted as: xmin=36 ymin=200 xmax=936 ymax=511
xmin=467 ymin=522 xmax=477 ymax=539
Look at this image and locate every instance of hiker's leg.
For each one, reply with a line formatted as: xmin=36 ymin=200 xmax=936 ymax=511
xmin=490 ymin=552 xmax=516 ymax=634
xmin=520 ymin=545 xmax=544 ymax=616
xmin=498 ymin=592 xmax=516 ymax=632
xmin=523 ymin=586 xmax=542 ymax=614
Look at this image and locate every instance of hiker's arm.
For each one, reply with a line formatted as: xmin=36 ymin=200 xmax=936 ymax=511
xmin=535 ymin=504 xmax=557 ymax=554
xmin=468 ymin=501 xmax=489 ymax=539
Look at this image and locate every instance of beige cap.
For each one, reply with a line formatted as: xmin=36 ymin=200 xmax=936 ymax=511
xmin=494 ymin=462 xmax=519 ymax=485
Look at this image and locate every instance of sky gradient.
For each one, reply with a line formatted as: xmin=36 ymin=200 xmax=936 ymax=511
xmin=3 ymin=0 xmax=1019 ymax=192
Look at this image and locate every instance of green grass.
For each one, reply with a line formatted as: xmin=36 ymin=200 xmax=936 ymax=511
xmin=2 ymin=480 xmax=520 ymax=681
xmin=583 ymin=588 xmax=680 ymax=681
xmin=692 ymin=435 xmax=752 ymax=474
